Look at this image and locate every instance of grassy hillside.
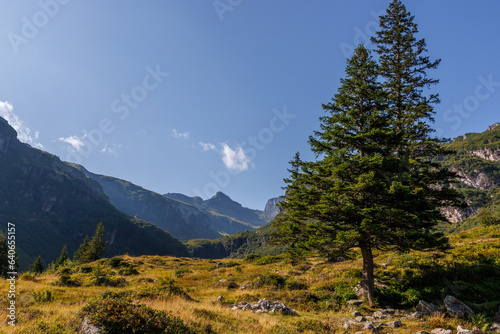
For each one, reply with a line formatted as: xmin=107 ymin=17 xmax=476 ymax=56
xmin=1 ymin=224 xmax=498 ymax=333
xmin=186 ymin=222 xmax=285 ymax=259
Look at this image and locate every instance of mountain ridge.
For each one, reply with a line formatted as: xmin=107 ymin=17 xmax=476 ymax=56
xmin=0 ymin=117 xmax=190 ymax=269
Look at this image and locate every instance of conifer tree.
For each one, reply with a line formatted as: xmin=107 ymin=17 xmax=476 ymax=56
xmin=29 ymin=255 xmax=44 ymax=274
xmin=371 ymin=0 xmax=441 ymax=157
xmin=0 ymin=232 xmax=8 ymax=278
xmin=55 ymin=244 xmax=69 ymax=268
xmin=73 ymin=235 xmax=90 ymax=263
xmin=87 ymin=222 xmax=107 ymax=262
xmin=275 ymin=2 xmax=464 ymax=306
xmin=73 ymin=223 xmax=107 ymax=263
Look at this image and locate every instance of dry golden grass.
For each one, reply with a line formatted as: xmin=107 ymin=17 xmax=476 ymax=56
xmin=0 ymin=225 xmax=497 ymax=334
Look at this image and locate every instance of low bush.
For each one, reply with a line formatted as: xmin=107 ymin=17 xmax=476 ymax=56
xmin=81 ymin=292 xmax=196 ymax=334
xmin=52 ymin=274 xmax=81 ymax=287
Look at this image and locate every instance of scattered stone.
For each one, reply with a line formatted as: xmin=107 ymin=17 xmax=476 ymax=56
xmin=216 ymin=296 xmax=224 ymax=304
xmin=444 ymin=295 xmax=475 ymax=318
xmin=362 ymin=322 xmax=374 ymax=330
xmin=430 ymin=329 xmax=453 ymax=334
xmin=347 ymin=299 xmax=364 ymax=307
xmin=325 ymin=301 xmax=335 ymax=307
xmin=414 ymin=331 xmax=430 ymax=334
xmin=230 ymin=298 xmax=297 ymax=315
xmin=80 ymin=317 xmax=102 ymax=334
xmin=457 ymin=325 xmax=473 ymax=334
xmin=239 ymin=284 xmax=251 ymax=290
xmin=394 ymin=309 xmax=406 ymax=316
xmin=472 ymin=327 xmax=485 ymax=334
xmin=388 ymin=320 xmax=402 ymax=328
xmin=354 ymin=282 xmax=368 ymax=298
xmin=372 ymin=311 xmax=386 ymax=319
xmin=385 ymin=308 xmax=396 ymax=314
xmin=355 ymin=316 xmax=366 ymax=322
xmin=408 ymin=311 xmax=425 ymax=319
xmin=416 ymin=300 xmax=439 ymax=315
xmin=216 ymin=262 xmax=227 ymax=268
xmin=219 ymin=279 xmax=227 ymax=283
xmin=489 ymin=323 xmax=500 ymax=333
xmin=352 ymin=310 xmax=362 ymax=317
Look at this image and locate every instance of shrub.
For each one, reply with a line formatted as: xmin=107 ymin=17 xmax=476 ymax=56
xmin=174 ymin=268 xmax=192 ymax=278
xmin=254 ymin=255 xmax=284 ymax=265
xmin=118 ymin=267 xmax=139 ymax=276
xmin=20 ymin=272 xmax=37 ymax=281
xmin=107 ymin=257 xmax=124 ymax=268
xmin=254 ymin=273 xmax=286 ymax=289
xmin=79 ymin=265 xmax=93 ymax=273
xmin=285 ymin=279 xmax=308 ymax=290
xmin=57 ymin=267 xmax=73 ymax=275
xmin=32 ymin=289 xmax=53 ymax=303
xmin=89 ymin=275 xmax=127 ymax=287
xmin=80 ymin=293 xmax=196 ymax=334
xmin=52 ymin=274 xmax=81 ymax=287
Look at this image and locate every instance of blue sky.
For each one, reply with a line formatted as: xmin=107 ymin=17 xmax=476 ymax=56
xmin=0 ymin=1 xmax=499 ymax=210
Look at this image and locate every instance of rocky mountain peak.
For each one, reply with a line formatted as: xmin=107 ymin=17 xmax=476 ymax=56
xmin=487 ymin=122 xmax=500 ymax=131
xmin=0 ymin=116 xmax=18 ymax=158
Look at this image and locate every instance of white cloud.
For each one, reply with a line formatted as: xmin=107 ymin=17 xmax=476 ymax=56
xmin=0 ymin=101 xmax=44 ymax=149
xmin=172 ymin=129 xmax=190 ymax=139
xmin=101 ymin=143 xmax=114 ymax=154
xmin=221 ymin=143 xmax=253 ymax=171
xmin=199 ymin=141 xmax=217 ymax=152
xmin=59 ymin=134 xmax=86 ymax=151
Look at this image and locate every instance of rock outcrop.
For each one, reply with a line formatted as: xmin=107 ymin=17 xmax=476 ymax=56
xmin=444 ymin=295 xmax=475 ymax=318
xmin=231 ymin=298 xmax=297 ymax=315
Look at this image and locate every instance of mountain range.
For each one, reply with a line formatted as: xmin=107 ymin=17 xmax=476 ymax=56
xmin=0 ymin=115 xmax=281 ymax=268
xmin=1 ymin=114 xmax=499 ymax=269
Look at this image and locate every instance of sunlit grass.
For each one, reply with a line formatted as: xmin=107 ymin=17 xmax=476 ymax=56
xmin=0 ymin=225 xmax=498 ymax=333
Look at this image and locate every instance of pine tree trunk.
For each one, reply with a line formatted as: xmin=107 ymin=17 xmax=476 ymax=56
xmin=360 ymin=246 xmax=375 ymax=306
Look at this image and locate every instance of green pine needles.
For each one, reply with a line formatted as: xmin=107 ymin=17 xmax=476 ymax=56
xmin=274 ymin=0 xmax=464 ymax=306
xmin=74 ymin=222 xmax=108 ymax=264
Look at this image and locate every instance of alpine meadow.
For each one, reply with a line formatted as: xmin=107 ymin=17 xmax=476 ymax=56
xmin=0 ymin=1 xmax=499 ymax=334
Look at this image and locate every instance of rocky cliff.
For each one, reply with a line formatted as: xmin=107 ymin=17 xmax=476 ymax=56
xmin=440 ymin=122 xmax=500 ymax=223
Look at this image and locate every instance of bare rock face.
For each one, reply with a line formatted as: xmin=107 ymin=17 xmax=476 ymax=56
xmin=487 ymin=122 xmax=500 ymax=131
xmin=455 ymin=169 xmax=496 ymax=191
xmin=444 ymin=295 xmax=475 ymax=318
xmin=0 ymin=117 xmax=17 ymax=159
xmin=441 ymin=206 xmax=479 ymax=223
xmin=469 ymin=148 xmax=500 ymax=162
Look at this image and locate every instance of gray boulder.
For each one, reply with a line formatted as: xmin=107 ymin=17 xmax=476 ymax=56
xmin=430 ymin=329 xmax=452 ymax=334
xmin=79 ymin=318 xmax=102 ymax=334
xmin=489 ymin=323 xmax=500 ymax=333
xmin=457 ymin=325 xmax=473 ymax=334
xmin=416 ymin=300 xmax=439 ymax=315
xmin=444 ymin=295 xmax=474 ymax=318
